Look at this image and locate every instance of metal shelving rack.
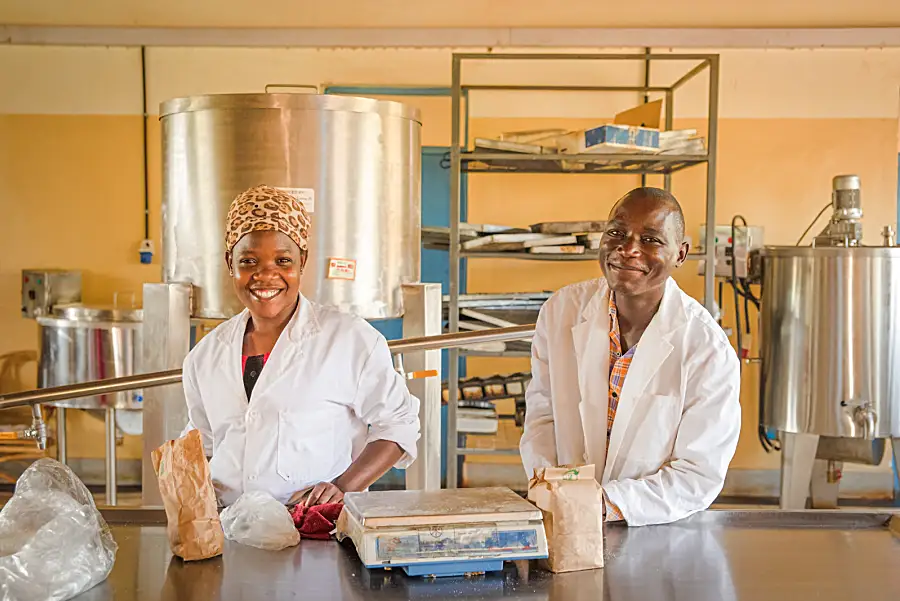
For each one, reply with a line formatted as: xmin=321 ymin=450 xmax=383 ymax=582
xmin=446 ymin=52 xmax=721 ymax=488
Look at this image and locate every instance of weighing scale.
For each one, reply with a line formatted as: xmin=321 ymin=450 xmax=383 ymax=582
xmin=337 ymin=487 xmax=549 ymax=577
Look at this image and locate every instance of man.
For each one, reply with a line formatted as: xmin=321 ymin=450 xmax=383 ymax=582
xmin=520 ymin=187 xmax=741 ymax=527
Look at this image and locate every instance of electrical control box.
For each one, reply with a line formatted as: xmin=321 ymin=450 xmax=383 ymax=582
xmin=696 ymin=224 xmax=765 ymax=279
xmin=21 ymin=269 xmax=83 ymax=318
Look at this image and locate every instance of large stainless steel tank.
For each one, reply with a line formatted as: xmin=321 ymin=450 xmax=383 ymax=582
xmin=759 ymin=246 xmax=900 ymax=439
xmin=160 ymin=93 xmax=422 ymax=319
xmin=36 ymin=305 xmax=143 ymax=409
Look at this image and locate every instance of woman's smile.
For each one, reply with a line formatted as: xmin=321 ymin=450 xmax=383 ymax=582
xmin=249 ymin=287 xmax=284 ymax=302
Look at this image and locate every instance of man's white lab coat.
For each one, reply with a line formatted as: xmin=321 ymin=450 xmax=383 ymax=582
xmin=520 ymin=277 xmax=741 ymax=526
xmin=183 ymin=295 xmax=420 ymax=507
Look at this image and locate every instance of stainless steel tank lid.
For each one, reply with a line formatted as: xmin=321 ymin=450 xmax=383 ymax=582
xmin=51 ymin=304 xmax=143 ymax=322
xmin=159 ymin=93 xmax=422 ymax=124
xmin=758 ymin=245 xmax=900 ymax=258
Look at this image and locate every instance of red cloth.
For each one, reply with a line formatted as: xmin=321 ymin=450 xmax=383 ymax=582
xmin=241 ymin=352 xmax=271 ymax=372
xmin=289 ymin=503 xmax=344 ymax=540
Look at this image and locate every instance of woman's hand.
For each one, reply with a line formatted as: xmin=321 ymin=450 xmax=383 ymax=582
xmin=302 ymin=481 xmax=344 ymax=507
xmin=288 ymin=440 xmax=403 ymax=507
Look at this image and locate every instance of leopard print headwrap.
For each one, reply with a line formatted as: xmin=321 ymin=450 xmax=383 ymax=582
xmin=225 ymin=185 xmax=311 ymax=254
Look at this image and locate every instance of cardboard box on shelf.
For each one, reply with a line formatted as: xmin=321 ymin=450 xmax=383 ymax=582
xmin=555 ymin=124 xmax=660 ymax=155
xmin=553 ymin=99 xmax=663 ymax=156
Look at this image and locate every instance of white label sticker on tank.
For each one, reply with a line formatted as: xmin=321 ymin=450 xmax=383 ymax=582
xmin=275 ymin=187 xmax=315 ymax=213
xmin=327 ymin=258 xmax=357 ymax=281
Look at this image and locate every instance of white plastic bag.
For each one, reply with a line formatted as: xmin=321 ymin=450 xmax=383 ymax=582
xmin=220 ymin=491 xmax=300 ymax=551
xmin=0 ymin=458 xmax=118 ymax=601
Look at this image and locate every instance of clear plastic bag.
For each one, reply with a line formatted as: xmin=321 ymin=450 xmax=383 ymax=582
xmin=0 ymin=458 xmax=118 ymax=601
xmin=220 ymin=491 xmax=301 ymax=551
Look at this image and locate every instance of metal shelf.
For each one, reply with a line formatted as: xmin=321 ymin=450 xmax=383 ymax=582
xmin=462 ymin=250 xmax=599 ymax=261
xmin=428 ymin=244 xmax=596 ymax=260
xmin=459 ymin=250 xmax=706 ymax=261
xmin=456 ymin=448 xmax=522 ymax=456
xmin=432 ymin=243 xmax=709 ymax=262
xmin=445 ymin=52 xmax=721 ymax=487
xmin=462 ymin=152 xmax=708 ymax=175
xmin=459 ymin=349 xmax=532 ymax=358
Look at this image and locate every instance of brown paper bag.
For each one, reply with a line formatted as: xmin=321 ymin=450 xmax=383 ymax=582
xmin=527 ymin=464 xmax=605 ymax=573
xmin=151 ymin=429 xmax=224 ymax=561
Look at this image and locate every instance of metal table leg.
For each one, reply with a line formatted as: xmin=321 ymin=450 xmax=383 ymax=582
xmin=57 ymin=407 xmax=67 ymax=464
xmin=140 ymin=283 xmax=192 ymax=506
xmin=106 ymin=407 xmax=117 ymax=506
xmin=809 ymin=458 xmax=841 ymax=509
xmin=779 ymin=431 xmax=818 ymax=509
xmin=893 ymin=438 xmax=900 ymax=505
xmin=401 ymin=283 xmax=442 ymax=491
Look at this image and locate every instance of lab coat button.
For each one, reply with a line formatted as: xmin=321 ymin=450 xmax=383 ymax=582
xmin=249 ymin=475 xmax=257 ymax=481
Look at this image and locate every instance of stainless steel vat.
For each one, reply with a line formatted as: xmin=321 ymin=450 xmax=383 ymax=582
xmin=160 ymin=93 xmax=422 ymax=320
xmin=759 ymin=246 xmax=900 ymax=438
xmin=37 ymin=306 xmax=144 ymax=409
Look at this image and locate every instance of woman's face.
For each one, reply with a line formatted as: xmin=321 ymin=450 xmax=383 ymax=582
xmin=226 ymin=230 xmax=306 ymax=321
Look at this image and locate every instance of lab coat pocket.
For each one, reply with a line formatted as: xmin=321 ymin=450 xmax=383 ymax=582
xmin=629 ymin=394 xmax=681 ymax=462
xmin=275 ymin=410 xmax=335 ymax=483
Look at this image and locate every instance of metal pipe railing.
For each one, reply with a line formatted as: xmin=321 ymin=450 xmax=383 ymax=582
xmin=0 ymin=323 xmax=536 ymax=412
xmin=388 ymin=323 xmax=534 ymax=353
xmin=0 ymin=370 xmax=184 ymax=411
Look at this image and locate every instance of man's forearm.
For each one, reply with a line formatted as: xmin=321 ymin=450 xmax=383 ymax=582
xmin=334 ymin=440 xmax=404 ymax=493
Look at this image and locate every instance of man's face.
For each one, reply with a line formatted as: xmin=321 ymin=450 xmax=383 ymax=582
xmin=598 ymin=194 xmax=689 ymax=298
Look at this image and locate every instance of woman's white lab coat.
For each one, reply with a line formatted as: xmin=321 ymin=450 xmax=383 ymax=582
xmin=182 ymin=295 xmax=420 ymax=507
xmin=520 ymin=277 xmax=741 ymax=527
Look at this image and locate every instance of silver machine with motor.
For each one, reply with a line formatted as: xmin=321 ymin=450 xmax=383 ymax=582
xmin=36 ymin=304 xmax=144 ymax=486
xmin=20 ymin=272 xmax=147 ymax=501
xmin=20 ymin=269 xmax=82 ymax=319
xmin=20 ymin=93 xmax=441 ymax=506
xmin=752 ymin=175 xmax=900 ymax=508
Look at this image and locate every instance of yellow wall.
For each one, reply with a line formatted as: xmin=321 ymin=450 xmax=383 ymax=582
xmin=4 ymin=0 xmax=900 ymax=28
xmin=0 ymin=46 xmax=898 ymax=486
xmin=0 ymin=114 xmax=158 ymax=459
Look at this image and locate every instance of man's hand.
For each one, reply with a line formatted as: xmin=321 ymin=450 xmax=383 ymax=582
xmin=301 ymin=481 xmax=344 ymax=507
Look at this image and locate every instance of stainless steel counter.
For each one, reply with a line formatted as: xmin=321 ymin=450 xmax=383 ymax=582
xmin=74 ymin=509 xmax=900 ymax=601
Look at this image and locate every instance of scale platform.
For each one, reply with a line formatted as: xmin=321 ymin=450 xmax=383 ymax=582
xmin=336 ymin=487 xmax=549 ymax=578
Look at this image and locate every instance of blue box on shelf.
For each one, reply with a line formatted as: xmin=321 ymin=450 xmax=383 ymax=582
xmin=557 ymin=124 xmax=660 ymax=154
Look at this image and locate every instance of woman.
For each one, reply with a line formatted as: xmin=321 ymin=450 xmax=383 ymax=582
xmin=182 ymin=185 xmax=420 ymax=508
